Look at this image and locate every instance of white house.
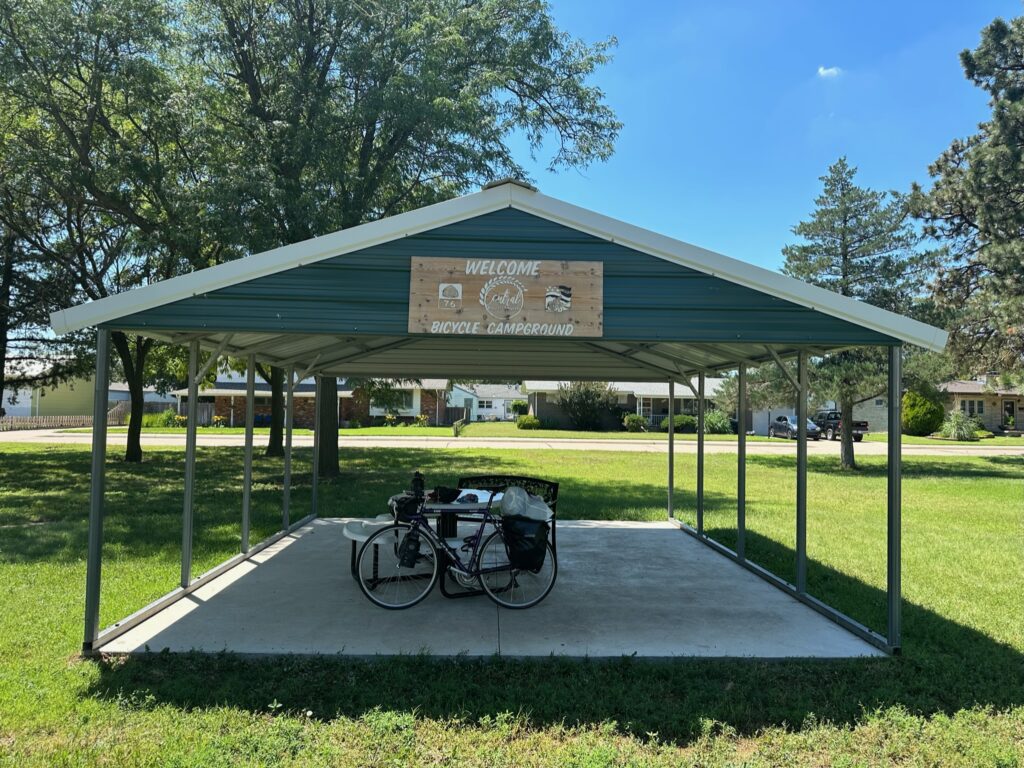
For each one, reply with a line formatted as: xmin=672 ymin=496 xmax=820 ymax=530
xmin=469 ymin=384 xmax=522 ymax=420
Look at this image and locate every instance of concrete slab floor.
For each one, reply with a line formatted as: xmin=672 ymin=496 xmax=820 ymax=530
xmin=100 ymin=519 xmax=883 ymax=658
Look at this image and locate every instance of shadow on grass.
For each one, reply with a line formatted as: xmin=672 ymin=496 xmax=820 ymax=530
xmin=5 ymin=444 xmax=1021 ymax=743
xmin=86 ymin=520 xmax=1024 ymax=744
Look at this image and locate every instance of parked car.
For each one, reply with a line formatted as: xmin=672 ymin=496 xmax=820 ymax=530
xmin=812 ymin=410 xmax=868 ymax=442
xmin=767 ymin=415 xmax=821 ymax=440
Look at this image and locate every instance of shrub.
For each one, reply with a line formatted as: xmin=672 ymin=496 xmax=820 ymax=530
xmin=555 ymin=382 xmax=618 ymax=430
xmin=510 ymin=400 xmax=529 ymax=416
xmin=143 ymin=408 xmax=179 ymax=428
xmin=939 ymin=411 xmax=978 ymax=441
xmin=516 ymin=415 xmax=542 ymax=430
xmin=901 ymin=391 xmax=944 ymax=436
xmin=348 ymin=419 xmax=362 ymax=429
xmin=702 ymin=408 xmax=732 ymax=434
xmin=659 ymin=414 xmax=697 ymax=433
xmin=413 ymin=413 xmax=430 ymax=427
xmin=383 ymin=413 xmax=398 ymax=427
xmin=212 ymin=415 xmax=227 ymax=428
xmin=173 ymin=415 xmax=188 ymax=427
xmin=622 ymin=413 xmax=647 ymax=432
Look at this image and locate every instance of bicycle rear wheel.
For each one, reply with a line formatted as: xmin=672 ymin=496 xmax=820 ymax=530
xmin=478 ymin=529 xmax=557 ymax=609
xmin=356 ymin=523 xmax=439 ymax=609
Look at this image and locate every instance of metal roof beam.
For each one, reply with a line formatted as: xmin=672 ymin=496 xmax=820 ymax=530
xmin=765 ymin=346 xmax=800 ymax=392
xmin=583 ymin=342 xmax=685 ymax=380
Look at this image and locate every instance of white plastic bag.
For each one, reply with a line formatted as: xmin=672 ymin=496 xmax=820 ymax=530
xmin=500 ymin=485 xmax=553 ymax=521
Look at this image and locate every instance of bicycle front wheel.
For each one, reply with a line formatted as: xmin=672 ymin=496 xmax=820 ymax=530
xmin=478 ymin=529 xmax=557 ymax=609
xmin=356 ymin=523 xmax=439 ymax=609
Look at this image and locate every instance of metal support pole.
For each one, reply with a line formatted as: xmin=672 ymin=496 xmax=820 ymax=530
xmin=283 ymin=365 xmax=294 ymax=530
xmin=83 ymin=328 xmax=110 ymax=652
xmin=887 ymin=345 xmax=903 ymax=651
xmin=737 ymin=363 xmax=746 ymax=560
xmin=181 ymin=340 xmax=199 ymax=588
xmin=697 ymin=373 xmax=705 ymax=534
xmin=311 ymin=375 xmax=321 ymax=518
xmin=241 ymin=354 xmax=255 ymax=554
xmin=667 ymin=379 xmax=675 ymax=519
xmin=796 ymin=350 xmax=808 ymax=593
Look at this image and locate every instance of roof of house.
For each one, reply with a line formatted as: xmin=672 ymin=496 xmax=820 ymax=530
xmin=523 ymin=379 xmax=726 ymax=397
xmin=939 ymin=380 xmax=1024 ymax=397
xmin=471 ymin=384 xmax=522 ymax=400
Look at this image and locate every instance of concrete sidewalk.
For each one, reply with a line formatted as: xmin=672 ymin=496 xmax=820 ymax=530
xmin=4 ymin=428 xmax=1024 ymax=456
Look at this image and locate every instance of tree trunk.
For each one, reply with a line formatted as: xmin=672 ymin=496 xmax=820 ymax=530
xmin=265 ymin=365 xmax=285 ymax=457
xmin=840 ymin=399 xmax=857 ymax=470
xmin=124 ymin=374 xmax=146 ymax=463
xmin=317 ymin=375 xmax=339 ymax=478
xmin=110 ymin=331 xmax=151 ymax=463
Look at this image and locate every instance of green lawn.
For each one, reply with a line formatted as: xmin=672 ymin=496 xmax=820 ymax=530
xmin=62 ymin=422 xmax=773 ymax=441
xmin=0 ymin=442 xmax=1021 ymax=765
xmin=59 ymin=421 xmax=1024 ymax=446
xmin=861 ymin=432 xmax=1024 ymax=446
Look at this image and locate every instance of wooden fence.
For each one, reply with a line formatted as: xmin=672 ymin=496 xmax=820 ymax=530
xmin=0 ymin=411 xmax=128 ymax=431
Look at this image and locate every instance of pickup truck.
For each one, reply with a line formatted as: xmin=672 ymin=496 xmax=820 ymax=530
xmin=812 ymin=410 xmax=868 ymax=442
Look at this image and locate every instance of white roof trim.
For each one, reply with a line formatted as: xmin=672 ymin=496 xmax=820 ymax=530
xmin=50 ymin=182 xmax=947 ymax=352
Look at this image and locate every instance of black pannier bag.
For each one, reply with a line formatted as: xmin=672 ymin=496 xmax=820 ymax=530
xmin=501 ymin=514 xmax=549 ymax=572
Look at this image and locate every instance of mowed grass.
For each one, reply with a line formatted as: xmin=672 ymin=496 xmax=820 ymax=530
xmin=60 ymin=420 xmax=1024 ymax=445
xmin=0 ymin=442 xmax=1021 ymax=765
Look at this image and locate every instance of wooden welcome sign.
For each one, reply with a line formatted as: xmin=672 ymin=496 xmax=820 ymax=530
xmin=408 ymin=257 xmax=603 ymax=337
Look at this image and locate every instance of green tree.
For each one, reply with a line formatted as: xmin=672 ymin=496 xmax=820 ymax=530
xmin=555 ymin=381 xmax=617 ymax=430
xmin=190 ymin=0 xmax=620 ymax=474
xmin=783 ymin=158 xmax=929 ymax=469
xmin=0 ymin=149 xmax=92 ymax=412
xmin=914 ymin=14 xmax=1024 ymax=375
xmin=0 ymin=0 xmax=211 ymax=461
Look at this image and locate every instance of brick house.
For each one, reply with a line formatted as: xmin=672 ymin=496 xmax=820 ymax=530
xmin=174 ymin=376 xmax=468 ymax=428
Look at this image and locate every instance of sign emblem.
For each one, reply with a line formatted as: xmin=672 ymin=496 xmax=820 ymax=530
xmin=545 ymin=285 xmax=572 ymax=313
xmin=438 ymin=282 xmax=462 ymax=309
xmin=479 ymin=275 xmax=526 ymax=320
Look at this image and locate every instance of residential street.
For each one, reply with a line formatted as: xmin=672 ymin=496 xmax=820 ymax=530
xmin=3 ymin=428 xmax=1023 ymax=457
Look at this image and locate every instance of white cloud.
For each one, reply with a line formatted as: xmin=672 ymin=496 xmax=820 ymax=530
xmin=817 ymin=65 xmax=842 ymax=79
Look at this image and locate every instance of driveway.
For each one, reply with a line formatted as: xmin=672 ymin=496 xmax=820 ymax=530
xmin=4 ymin=428 xmax=1024 ymax=457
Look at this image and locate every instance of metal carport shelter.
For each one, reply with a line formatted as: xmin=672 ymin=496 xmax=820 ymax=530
xmin=51 ymin=179 xmax=948 ymax=657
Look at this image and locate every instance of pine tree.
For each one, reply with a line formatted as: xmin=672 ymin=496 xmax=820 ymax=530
xmin=783 ymin=158 xmax=928 ymax=469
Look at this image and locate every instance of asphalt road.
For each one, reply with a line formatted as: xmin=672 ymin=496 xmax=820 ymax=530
xmin=4 ymin=428 xmax=1024 ymax=457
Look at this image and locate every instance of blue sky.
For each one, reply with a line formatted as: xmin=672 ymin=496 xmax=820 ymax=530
xmin=517 ymin=0 xmax=1019 ymax=270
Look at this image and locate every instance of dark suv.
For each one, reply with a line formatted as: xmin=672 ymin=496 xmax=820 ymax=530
xmin=812 ymin=410 xmax=868 ymax=442
xmin=767 ymin=415 xmax=821 ymax=440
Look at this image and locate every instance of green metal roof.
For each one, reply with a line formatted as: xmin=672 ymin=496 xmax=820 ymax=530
xmin=51 ymin=184 xmax=947 ymax=380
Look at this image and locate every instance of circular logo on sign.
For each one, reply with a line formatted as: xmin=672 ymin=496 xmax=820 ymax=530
xmin=479 ymin=276 xmax=526 ymax=320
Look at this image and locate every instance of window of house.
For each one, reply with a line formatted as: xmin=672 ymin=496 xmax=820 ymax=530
xmin=479 ymin=400 xmax=493 ymax=409
xmin=372 ymin=391 xmax=413 ymax=410
xmin=254 ymin=397 xmax=272 ymax=406
xmin=875 ymin=399 xmax=884 ymax=406
xmin=977 ymin=400 xmax=984 ymax=415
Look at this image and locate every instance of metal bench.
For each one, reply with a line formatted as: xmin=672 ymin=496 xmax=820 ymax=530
xmin=456 ymin=475 xmax=559 ymax=553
